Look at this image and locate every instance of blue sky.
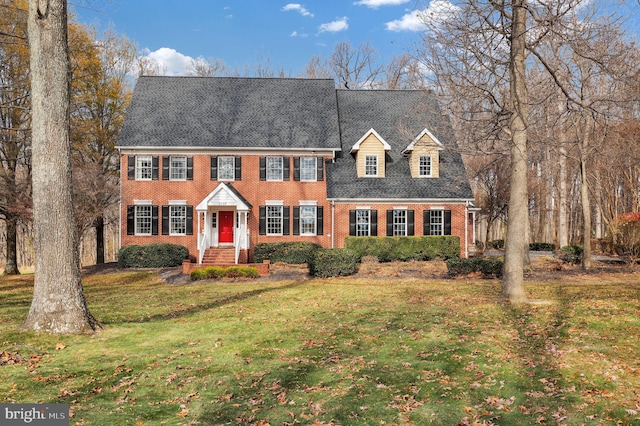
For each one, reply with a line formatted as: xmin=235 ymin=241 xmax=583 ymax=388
xmin=71 ymin=0 xmax=430 ymax=76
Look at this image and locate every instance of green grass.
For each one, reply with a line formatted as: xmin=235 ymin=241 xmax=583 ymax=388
xmin=1 ymin=269 xmax=640 ymax=425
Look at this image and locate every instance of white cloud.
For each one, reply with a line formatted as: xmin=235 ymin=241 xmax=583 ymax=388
xmin=354 ymin=0 xmax=410 ymax=8
xmin=319 ymin=17 xmax=349 ymax=33
xmin=386 ymin=1 xmax=458 ymax=32
xmin=141 ymin=47 xmax=194 ymax=76
xmin=282 ymin=3 xmax=314 ymax=17
xmin=290 ymin=31 xmax=309 ymax=38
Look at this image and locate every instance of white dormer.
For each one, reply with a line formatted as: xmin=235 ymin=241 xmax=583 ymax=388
xmin=402 ymin=128 xmax=444 ymax=178
xmin=351 ymin=129 xmax=391 ymax=178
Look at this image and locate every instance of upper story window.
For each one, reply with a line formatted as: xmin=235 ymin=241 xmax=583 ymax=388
xmin=365 ymin=155 xmax=378 ymax=177
xmin=267 ymin=157 xmax=283 ymax=181
xmin=170 ymin=156 xmax=187 ymax=180
xmin=300 ymin=158 xmax=317 ymax=181
xmin=218 ymin=156 xmax=235 ymax=180
xmin=135 ymin=156 xmax=153 ymax=180
xmin=419 ymin=155 xmax=432 ymax=177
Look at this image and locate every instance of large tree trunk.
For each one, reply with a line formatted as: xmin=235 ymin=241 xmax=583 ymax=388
xmin=580 ymin=114 xmax=593 ymax=270
xmin=502 ymin=0 xmax=528 ymax=303
xmin=558 ymin=144 xmax=568 ymax=248
xmin=21 ymin=0 xmax=98 ymax=334
xmin=94 ymin=215 xmax=105 ymax=264
xmin=4 ymin=214 xmax=20 ymax=275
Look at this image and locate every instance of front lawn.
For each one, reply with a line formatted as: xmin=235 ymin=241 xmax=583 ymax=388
xmin=1 ymin=267 xmax=639 ymax=425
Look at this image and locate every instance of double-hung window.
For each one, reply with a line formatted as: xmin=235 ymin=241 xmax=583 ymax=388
xmin=169 ymin=205 xmax=187 ymax=235
xmin=217 ymin=156 xmax=235 ymax=180
xmin=429 ymin=209 xmax=443 ymax=235
xmin=392 ymin=209 xmax=407 ymax=236
xmin=135 ymin=156 xmax=153 ymax=180
xmin=266 ymin=205 xmax=283 ymax=235
xmin=365 ymin=155 xmax=378 ymax=177
xmin=266 ymin=157 xmax=283 ymax=181
xmin=356 ymin=210 xmax=371 ymax=236
xmin=299 ymin=206 xmax=316 ymax=236
xmin=419 ymin=155 xmax=432 ymax=177
xmin=170 ymin=156 xmax=187 ymax=180
xmin=300 ymin=158 xmax=317 ymax=181
xmin=135 ymin=205 xmax=153 ymax=235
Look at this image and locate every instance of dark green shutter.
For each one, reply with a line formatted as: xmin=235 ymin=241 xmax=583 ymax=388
xmin=317 ymin=206 xmax=324 ymax=236
xmin=162 ymin=156 xmax=169 ymax=180
xmin=186 ymin=206 xmax=194 ymax=235
xmin=127 ymin=206 xmax=135 ymax=234
xmin=210 ymin=156 xmax=217 ymax=180
xmin=371 ymin=210 xmax=378 ymax=236
xmin=386 ymin=210 xmax=393 ymax=236
xmin=293 ymin=157 xmax=300 ymax=181
xmin=151 ymin=156 xmax=159 ymax=180
xmin=186 ymin=157 xmax=194 ymax=180
xmin=317 ymin=158 xmax=324 ymax=181
xmin=349 ymin=210 xmax=356 ymax=236
xmin=444 ymin=210 xmax=452 ymax=235
xmin=283 ymin=157 xmax=290 ymax=181
xmin=235 ymin=157 xmax=242 ymax=180
xmin=127 ymin=156 xmax=135 ymax=180
xmin=151 ymin=206 xmax=159 ymax=235
xmin=259 ymin=157 xmax=266 ymax=181
xmin=162 ymin=206 xmax=169 ymax=235
xmin=283 ymin=206 xmax=290 ymax=235
xmin=293 ymin=206 xmax=300 ymax=235
xmin=408 ymin=210 xmax=415 ymax=236
xmin=424 ymin=210 xmax=432 ymax=235
xmin=259 ymin=206 xmax=266 ymax=235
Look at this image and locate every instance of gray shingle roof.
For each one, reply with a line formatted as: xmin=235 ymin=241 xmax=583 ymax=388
xmin=117 ymin=76 xmax=341 ymax=150
xmin=327 ymin=90 xmax=473 ymax=200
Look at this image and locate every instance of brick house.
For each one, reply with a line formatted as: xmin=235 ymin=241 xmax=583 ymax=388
xmin=117 ymin=76 xmax=476 ymax=267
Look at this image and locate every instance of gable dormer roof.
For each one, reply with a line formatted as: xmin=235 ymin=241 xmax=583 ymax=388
xmin=350 ymin=128 xmax=392 ymax=154
xmin=402 ymin=128 xmax=445 ymax=155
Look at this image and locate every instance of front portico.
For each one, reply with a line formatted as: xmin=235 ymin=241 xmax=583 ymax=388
xmin=195 ymin=183 xmax=252 ymax=264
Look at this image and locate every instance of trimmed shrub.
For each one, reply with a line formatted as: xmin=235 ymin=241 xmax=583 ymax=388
xmin=529 ymin=242 xmax=555 ymax=251
xmin=190 ymin=266 xmax=259 ymax=281
xmin=558 ymin=245 xmax=583 ymax=264
xmin=253 ymin=242 xmax=322 ymax=264
xmin=487 ymin=239 xmax=505 ymax=250
xmin=446 ymin=257 xmax=503 ymax=278
xmin=118 ymin=244 xmax=189 ymax=268
xmin=310 ymin=248 xmax=359 ymax=278
xmin=344 ymin=236 xmax=460 ymax=262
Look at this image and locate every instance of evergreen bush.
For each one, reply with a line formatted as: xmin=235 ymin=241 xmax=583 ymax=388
xmin=118 ymin=244 xmax=189 ymax=268
xmin=558 ymin=245 xmax=583 ymax=264
xmin=253 ymin=242 xmax=322 ymax=264
xmin=310 ymin=248 xmax=359 ymax=278
xmin=344 ymin=236 xmax=459 ymax=262
xmin=446 ymin=257 xmax=503 ymax=278
xmin=189 ymin=266 xmax=259 ymax=281
xmin=529 ymin=242 xmax=555 ymax=251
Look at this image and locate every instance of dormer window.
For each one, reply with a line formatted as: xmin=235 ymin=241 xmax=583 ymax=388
xmin=419 ymin=155 xmax=432 ymax=177
xmin=365 ymin=155 xmax=378 ymax=177
xmin=351 ymin=129 xmax=390 ymax=178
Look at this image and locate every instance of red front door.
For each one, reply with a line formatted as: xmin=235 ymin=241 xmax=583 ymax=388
xmin=219 ymin=211 xmax=234 ymax=243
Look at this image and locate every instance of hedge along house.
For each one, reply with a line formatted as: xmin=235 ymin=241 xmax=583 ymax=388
xmin=117 ymin=76 xmax=476 ymax=267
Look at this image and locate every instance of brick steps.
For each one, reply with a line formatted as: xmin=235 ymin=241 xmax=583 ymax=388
xmin=201 ymin=247 xmax=236 ymax=265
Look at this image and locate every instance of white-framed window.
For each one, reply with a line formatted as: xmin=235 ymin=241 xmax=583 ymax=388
xmin=169 ymin=205 xmax=187 ymax=235
xmin=356 ymin=209 xmax=371 ymax=236
xmin=135 ymin=156 xmax=153 ymax=180
xmin=266 ymin=157 xmax=283 ymax=181
xmin=419 ymin=155 xmax=432 ymax=177
xmin=300 ymin=157 xmax=317 ymax=181
xmin=218 ymin=156 xmax=235 ymax=180
xmin=365 ymin=155 xmax=378 ymax=177
xmin=393 ymin=209 xmax=407 ymax=236
xmin=170 ymin=156 xmax=187 ymax=180
xmin=300 ymin=206 xmax=317 ymax=235
xmin=135 ymin=205 xmax=153 ymax=235
xmin=266 ymin=205 xmax=283 ymax=235
xmin=429 ymin=209 xmax=444 ymax=235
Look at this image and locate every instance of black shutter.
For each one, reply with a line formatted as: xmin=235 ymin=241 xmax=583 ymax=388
xmin=235 ymin=156 xmax=242 ymax=180
xmin=408 ymin=210 xmax=415 ymax=236
xmin=386 ymin=210 xmax=393 ymax=236
xmin=371 ymin=210 xmax=378 ymax=236
xmin=283 ymin=157 xmax=290 ymax=181
xmin=259 ymin=206 xmax=266 ymax=235
xmin=317 ymin=206 xmax=324 ymax=236
xmin=293 ymin=157 xmax=300 ymax=181
xmin=187 ymin=157 xmax=194 ymax=180
xmin=317 ymin=158 xmax=324 ymax=181
xmin=259 ymin=157 xmax=266 ymax=181
xmin=162 ymin=206 xmax=169 ymax=235
xmin=424 ymin=210 xmax=432 ymax=235
xmin=283 ymin=206 xmax=290 ymax=235
xmin=349 ymin=210 xmax=356 ymax=236
xmin=127 ymin=156 xmax=135 ymax=180
xmin=293 ymin=206 xmax=300 ymax=235
xmin=151 ymin=206 xmax=159 ymax=235
xmin=162 ymin=156 xmax=170 ymax=180
xmin=186 ymin=206 xmax=194 ymax=235
xmin=210 ymin=156 xmax=217 ymax=180
xmin=151 ymin=156 xmax=159 ymax=180
xmin=127 ymin=206 xmax=135 ymax=235
xmin=444 ymin=210 xmax=452 ymax=235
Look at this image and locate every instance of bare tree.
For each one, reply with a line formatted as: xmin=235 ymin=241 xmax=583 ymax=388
xmin=187 ymin=57 xmax=227 ymax=77
xmin=21 ymin=0 xmax=98 ymax=333
xmin=328 ymin=41 xmax=382 ymax=89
